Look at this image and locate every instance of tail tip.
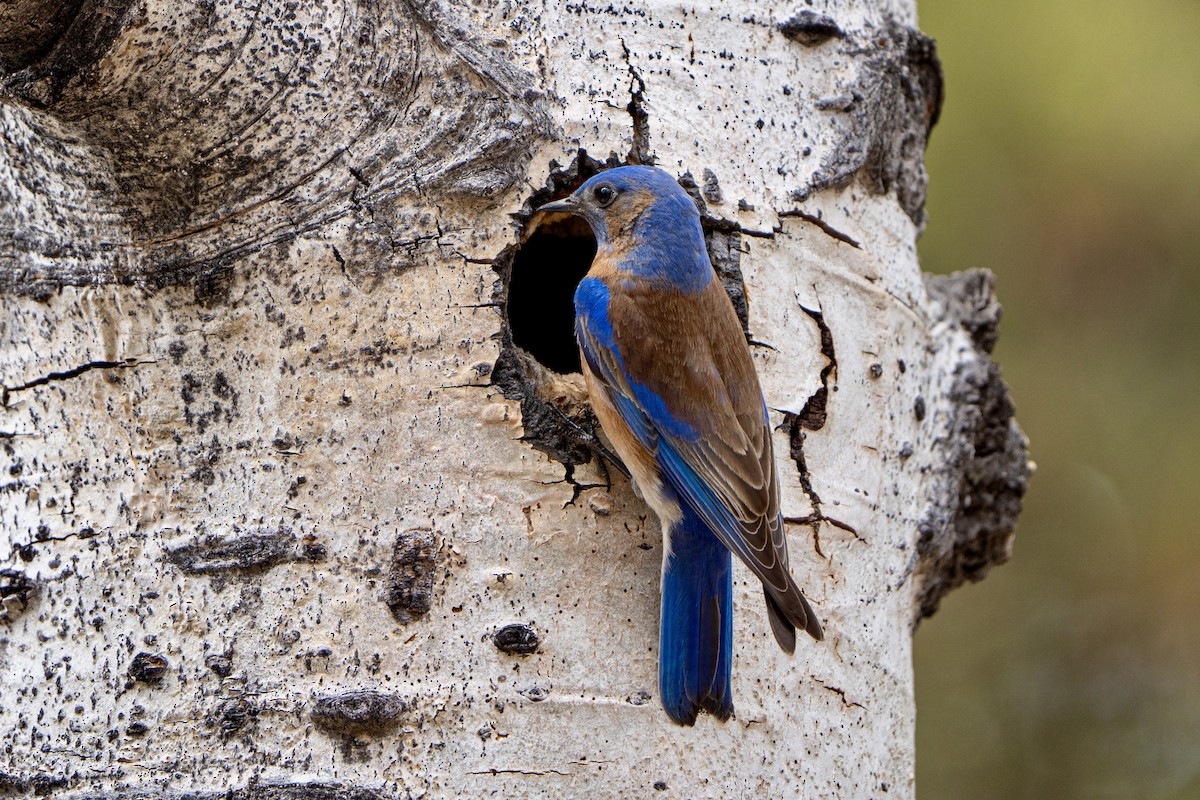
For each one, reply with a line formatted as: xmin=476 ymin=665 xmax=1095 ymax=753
xmin=662 ymin=696 xmax=733 ymax=726
xmin=805 ymin=606 xmax=825 ymax=642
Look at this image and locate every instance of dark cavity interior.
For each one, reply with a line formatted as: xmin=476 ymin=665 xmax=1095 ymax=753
xmin=506 ymin=214 xmax=597 ymax=375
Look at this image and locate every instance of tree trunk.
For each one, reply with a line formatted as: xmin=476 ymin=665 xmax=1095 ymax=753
xmin=0 ymin=1 xmax=1028 ymax=798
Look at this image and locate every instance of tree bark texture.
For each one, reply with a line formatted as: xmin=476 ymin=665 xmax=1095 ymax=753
xmin=0 ymin=1 xmax=1029 ymax=798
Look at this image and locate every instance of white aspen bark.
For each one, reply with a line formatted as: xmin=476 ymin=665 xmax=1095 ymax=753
xmin=0 ymin=1 xmax=1028 ymax=798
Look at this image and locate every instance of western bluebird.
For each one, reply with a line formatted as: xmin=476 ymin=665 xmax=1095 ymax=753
xmin=539 ymin=165 xmax=823 ymax=726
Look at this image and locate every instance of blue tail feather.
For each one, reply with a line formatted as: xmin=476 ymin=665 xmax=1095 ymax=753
xmin=659 ymin=505 xmax=734 ymax=725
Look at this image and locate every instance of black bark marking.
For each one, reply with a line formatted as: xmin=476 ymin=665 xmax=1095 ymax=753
xmin=310 ymin=690 xmax=408 ymax=737
xmin=467 ymin=767 xmax=571 ymax=777
xmin=914 ymin=270 xmax=1030 ymax=622
xmin=778 ymin=12 xmax=844 ymax=47
xmin=384 ymin=530 xmax=439 ymax=624
xmin=165 ymin=527 xmax=325 ymax=576
xmin=492 ymin=623 xmax=540 ymax=655
xmin=208 ymin=697 xmax=258 ymax=737
xmin=7 ymin=525 xmax=96 ymax=559
xmin=204 ymin=653 xmax=234 ymax=678
xmin=127 ymin=652 xmax=169 ymax=684
xmin=0 ymin=771 xmax=69 ymax=796
xmin=0 ymin=568 xmax=37 ymax=624
xmin=815 ymin=679 xmax=867 ymax=710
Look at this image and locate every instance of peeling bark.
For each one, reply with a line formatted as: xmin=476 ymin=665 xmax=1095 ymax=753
xmin=1 ymin=1 xmax=1027 ymax=798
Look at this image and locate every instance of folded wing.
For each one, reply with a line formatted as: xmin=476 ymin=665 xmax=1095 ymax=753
xmin=577 ymin=276 xmax=822 ymax=648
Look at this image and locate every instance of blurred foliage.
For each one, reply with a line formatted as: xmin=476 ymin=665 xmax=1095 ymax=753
xmin=914 ymin=0 xmax=1200 ymax=798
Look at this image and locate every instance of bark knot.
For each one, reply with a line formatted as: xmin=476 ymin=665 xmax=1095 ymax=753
xmin=492 ymin=623 xmax=540 ymax=655
xmin=311 ymin=690 xmax=409 ymax=737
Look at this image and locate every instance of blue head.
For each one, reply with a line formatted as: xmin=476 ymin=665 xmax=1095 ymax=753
xmin=540 ymin=166 xmax=712 ymax=291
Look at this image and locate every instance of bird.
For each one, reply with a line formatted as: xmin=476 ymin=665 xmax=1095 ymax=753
xmin=538 ymin=165 xmax=823 ymax=726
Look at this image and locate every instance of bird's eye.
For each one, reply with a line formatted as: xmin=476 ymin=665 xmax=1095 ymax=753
xmin=593 ymin=185 xmax=617 ymax=207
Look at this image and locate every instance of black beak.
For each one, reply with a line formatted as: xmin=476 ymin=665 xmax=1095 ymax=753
xmin=537 ymin=196 xmax=578 ymax=214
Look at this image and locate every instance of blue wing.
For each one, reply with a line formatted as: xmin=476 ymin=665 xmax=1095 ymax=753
xmin=576 ymin=277 xmax=734 ymax=723
xmin=575 ymin=276 xmax=822 ymax=647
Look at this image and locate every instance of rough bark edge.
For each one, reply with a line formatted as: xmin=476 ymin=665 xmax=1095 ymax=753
xmin=792 ymin=18 xmax=944 ymax=228
xmin=163 ymin=527 xmax=326 ymax=576
xmin=488 ymin=148 xmax=617 ymax=470
xmin=913 ymin=269 xmax=1031 ymax=623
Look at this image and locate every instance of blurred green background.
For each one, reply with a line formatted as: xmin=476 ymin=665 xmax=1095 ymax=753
xmin=914 ymin=1 xmax=1200 ymax=798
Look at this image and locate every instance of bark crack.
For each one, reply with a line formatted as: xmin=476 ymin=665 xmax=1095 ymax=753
xmin=703 ymin=208 xmax=859 ymax=250
xmin=469 ymin=768 xmax=574 ymax=777
xmin=2 ymin=358 xmax=149 ymax=406
xmin=781 ymin=303 xmax=851 ymax=556
xmin=618 ymin=38 xmax=651 ymax=164
xmin=778 ymin=209 xmax=861 ymax=249
xmin=9 ymin=526 xmax=99 ymax=558
xmin=794 ymin=304 xmax=836 ymax=432
xmin=814 ymin=679 xmax=867 ymax=710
